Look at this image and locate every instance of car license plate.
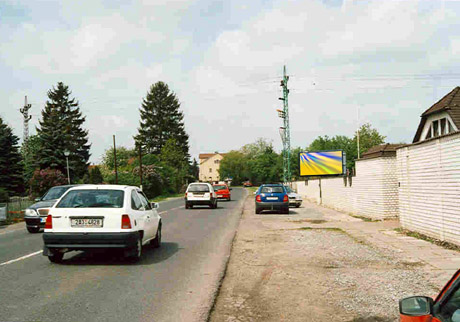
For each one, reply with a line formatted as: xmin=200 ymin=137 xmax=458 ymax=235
xmin=266 ymin=197 xmax=278 ymax=200
xmin=71 ymin=218 xmax=103 ymax=228
xmin=218 ymin=195 xmax=225 ymax=198
xmin=40 ymin=217 xmax=46 ymax=223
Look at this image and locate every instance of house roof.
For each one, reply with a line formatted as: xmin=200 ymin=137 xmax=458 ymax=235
xmin=413 ymin=86 xmax=460 ymax=142
xmin=361 ymin=144 xmax=403 ymax=160
xmin=199 ymin=153 xmax=226 ymax=160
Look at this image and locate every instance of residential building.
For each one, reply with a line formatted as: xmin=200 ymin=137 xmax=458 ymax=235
xmin=413 ymin=86 xmax=460 ymax=143
xmin=199 ymin=152 xmax=226 ymax=182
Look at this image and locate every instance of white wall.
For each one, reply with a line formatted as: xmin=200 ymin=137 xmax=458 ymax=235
xmin=397 ymin=132 xmax=460 ymax=245
xmin=296 ymin=156 xmax=399 ymax=220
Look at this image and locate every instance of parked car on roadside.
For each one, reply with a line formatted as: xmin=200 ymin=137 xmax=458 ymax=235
xmin=42 ymin=185 xmax=162 ymax=263
xmin=399 ymin=269 xmax=460 ymax=322
xmin=243 ymin=181 xmax=253 ymax=187
xmin=213 ymin=183 xmax=232 ymax=201
xmin=24 ymin=185 xmax=77 ymax=233
xmin=185 ymin=182 xmax=217 ymax=209
xmin=284 ymin=186 xmax=302 ymax=208
xmin=255 ymin=184 xmax=289 ymax=214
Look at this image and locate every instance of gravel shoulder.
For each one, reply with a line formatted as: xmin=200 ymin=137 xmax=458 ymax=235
xmin=209 ymin=196 xmax=458 ymax=322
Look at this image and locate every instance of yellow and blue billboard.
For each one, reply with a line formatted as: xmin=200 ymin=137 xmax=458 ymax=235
xmin=299 ymin=150 xmax=345 ymax=176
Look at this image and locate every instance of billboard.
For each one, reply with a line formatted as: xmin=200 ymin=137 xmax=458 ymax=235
xmin=299 ymin=150 xmax=345 ymax=176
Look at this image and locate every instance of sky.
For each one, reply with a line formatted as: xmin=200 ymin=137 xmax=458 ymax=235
xmin=1 ymin=0 xmax=459 ymax=164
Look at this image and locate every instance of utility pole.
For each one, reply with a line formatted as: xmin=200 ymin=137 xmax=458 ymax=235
xmin=356 ymin=106 xmax=360 ymax=159
xmin=20 ymin=96 xmax=32 ymax=142
xmin=113 ymin=135 xmax=118 ymax=184
xmin=277 ymin=65 xmax=291 ymax=184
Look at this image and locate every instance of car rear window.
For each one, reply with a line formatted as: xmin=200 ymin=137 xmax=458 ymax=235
xmin=188 ymin=184 xmax=210 ymax=192
xmin=56 ymin=190 xmax=124 ymax=208
xmin=260 ymin=186 xmax=284 ymax=193
xmin=213 ymin=185 xmax=227 ymax=191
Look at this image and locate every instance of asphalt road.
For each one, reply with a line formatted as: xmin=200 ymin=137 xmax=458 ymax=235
xmin=0 ymin=188 xmax=246 ymax=322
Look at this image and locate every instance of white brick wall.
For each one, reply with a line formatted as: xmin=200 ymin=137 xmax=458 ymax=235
xmin=296 ymin=156 xmax=399 ymax=220
xmin=397 ymin=132 xmax=460 ymax=245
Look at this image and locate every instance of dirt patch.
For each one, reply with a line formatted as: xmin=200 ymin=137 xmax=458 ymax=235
xmin=210 ymin=196 xmax=438 ymax=322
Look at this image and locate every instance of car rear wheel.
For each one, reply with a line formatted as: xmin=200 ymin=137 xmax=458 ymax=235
xmin=128 ymin=234 xmax=142 ymax=262
xmin=151 ymin=224 xmax=162 ymax=248
xmin=27 ymin=226 xmax=40 ymax=233
xmin=255 ymin=207 xmax=261 ymax=214
xmin=228 ymin=197 xmax=231 ymax=201
xmin=283 ymin=207 xmax=289 ymax=214
xmin=185 ymin=202 xmax=189 ymax=209
xmin=295 ymin=204 xmax=300 ymax=208
xmin=48 ymin=251 xmax=64 ymax=264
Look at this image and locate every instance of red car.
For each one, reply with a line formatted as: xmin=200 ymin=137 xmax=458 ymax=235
xmin=243 ymin=181 xmax=252 ymax=187
xmin=213 ymin=184 xmax=231 ymax=201
xmin=400 ymin=269 xmax=460 ymax=322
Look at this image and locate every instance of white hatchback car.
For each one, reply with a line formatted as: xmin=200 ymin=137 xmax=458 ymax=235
xmin=185 ymin=182 xmax=217 ymax=209
xmin=42 ymin=185 xmax=162 ymax=263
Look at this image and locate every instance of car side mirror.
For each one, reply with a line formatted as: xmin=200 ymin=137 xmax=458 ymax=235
xmin=151 ymin=202 xmax=159 ymax=209
xmin=399 ymin=296 xmax=433 ymax=317
xmin=229 ymin=188 xmax=232 ymax=191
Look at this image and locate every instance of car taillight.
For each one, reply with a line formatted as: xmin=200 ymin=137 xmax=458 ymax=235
xmin=45 ymin=215 xmax=52 ymax=229
xmin=185 ymin=192 xmax=188 ymax=198
xmin=256 ymin=195 xmax=261 ymax=202
xmin=121 ymin=214 xmax=132 ymax=229
xmin=283 ymin=195 xmax=289 ymax=202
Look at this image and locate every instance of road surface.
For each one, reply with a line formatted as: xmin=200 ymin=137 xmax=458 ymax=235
xmin=0 ymin=188 xmax=246 ymax=322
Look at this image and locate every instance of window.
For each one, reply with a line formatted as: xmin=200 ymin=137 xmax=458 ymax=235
xmin=214 ymin=159 xmax=220 ymax=164
xmin=131 ymin=190 xmax=143 ymax=210
xmin=188 ymin=184 xmax=210 ymax=192
xmin=56 ymin=190 xmax=124 ymax=208
xmin=440 ymin=118 xmax=447 ymax=135
xmin=137 ymin=191 xmax=152 ymax=210
xmin=438 ymin=283 xmax=460 ymax=322
xmin=260 ymin=186 xmax=284 ymax=193
xmin=209 ymin=168 xmax=212 ymax=173
xmin=433 ymin=120 xmax=439 ymax=137
xmin=425 ymin=125 xmax=432 ymax=140
xmin=448 ymin=120 xmax=455 ymax=134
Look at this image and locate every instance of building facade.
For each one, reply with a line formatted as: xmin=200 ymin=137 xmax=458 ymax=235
xmin=198 ymin=153 xmax=226 ymax=182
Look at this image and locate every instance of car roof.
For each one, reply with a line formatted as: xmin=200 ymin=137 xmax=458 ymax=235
xmin=66 ymin=184 xmax=136 ymax=191
xmin=260 ymin=183 xmax=284 ymax=187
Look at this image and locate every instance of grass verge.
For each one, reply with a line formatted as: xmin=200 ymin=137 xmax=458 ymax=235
xmin=151 ymin=193 xmax=184 ymax=202
xmin=394 ymin=228 xmax=460 ymax=252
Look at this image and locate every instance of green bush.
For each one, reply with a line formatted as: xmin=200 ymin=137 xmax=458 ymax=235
xmin=0 ymin=188 xmax=9 ymax=202
xmin=29 ymin=168 xmax=68 ymax=198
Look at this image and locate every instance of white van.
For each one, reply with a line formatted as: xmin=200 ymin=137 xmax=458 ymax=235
xmin=185 ymin=183 xmax=217 ymax=209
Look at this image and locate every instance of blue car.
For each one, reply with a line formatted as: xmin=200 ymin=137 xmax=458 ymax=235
xmin=255 ymin=184 xmax=289 ymax=214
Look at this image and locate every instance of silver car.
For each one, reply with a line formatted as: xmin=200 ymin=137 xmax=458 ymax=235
xmin=284 ymin=186 xmax=302 ymax=208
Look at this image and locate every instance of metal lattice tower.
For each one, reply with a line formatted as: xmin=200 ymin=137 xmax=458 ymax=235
xmin=20 ymin=96 xmax=32 ymax=142
xmin=277 ymin=65 xmax=291 ymax=184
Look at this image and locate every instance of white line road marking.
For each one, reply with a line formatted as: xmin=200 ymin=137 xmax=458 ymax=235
xmin=0 ymin=250 xmax=43 ymax=267
xmin=159 ymin=206 xmax=184 ymax=215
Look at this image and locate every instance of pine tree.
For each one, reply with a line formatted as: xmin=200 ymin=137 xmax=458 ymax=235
xmin=135 ymin=82 xmax=189 ymax=160
xmin=89 ymin=166 xmax=103 ymax=184
xmin=36 ymin=82 xmax=91 ymax=181
xmin=0 ymin=117 xmax=24 ymax=195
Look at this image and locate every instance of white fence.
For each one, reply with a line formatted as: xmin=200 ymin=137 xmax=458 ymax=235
xmin=397 ymin=132 xmax=460 ymax=245
xmin=296 ymin=156 xmax=399 ymax=220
